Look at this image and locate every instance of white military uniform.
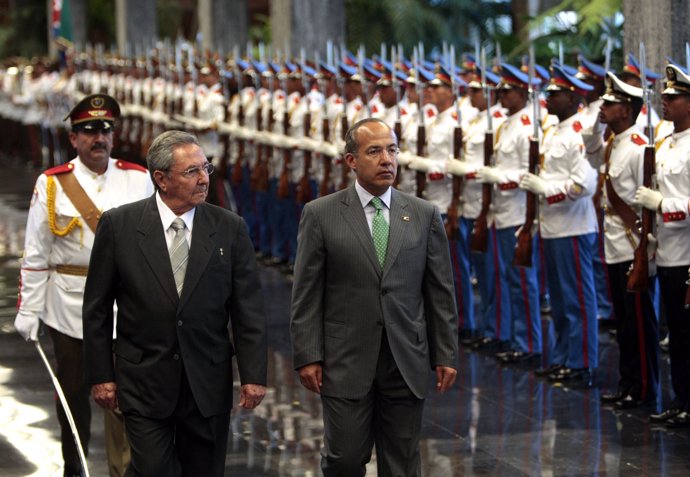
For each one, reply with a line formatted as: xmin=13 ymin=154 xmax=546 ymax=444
xmin=16 ymin=158 xmax=153 ymax=338
xmin=602 ymin=125 xmax=647 ymax=264
xmin=654 ymin=129 xmax=690 ymax=266
xmin=423 ymin=105 xmax=457 ymax=211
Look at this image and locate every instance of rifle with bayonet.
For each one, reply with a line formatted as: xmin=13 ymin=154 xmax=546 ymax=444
xmin=392 ymin=46 xmax=403 ymax=188
xmin=445 ymin=45 xmax=462 ymax=240
xmin=338 ymin=51 xmax=350 ymax=191
xmin=470 ymin=47 xmax=494 ymax=253
xmin=218 ymin=62 xmax=232 ymax=185
xmin=513 ymin=46 xmax=540 ymax=268
xmin=318 ymin=49 xmax=333 ymax=197
xmin=626 ymin=42 xmax=655 ymax=292
xmin=414 ymin=49 xmax=426 ymax=198
xmin=250 ymin=67 xmax=267 ymax=192
xmin=231 ymin=52 xmax=246 ymax=186
xmin=277 ymin=68 xmax=291 ymax=199
xmin=297 ymin=51 xmax=313 ymax=204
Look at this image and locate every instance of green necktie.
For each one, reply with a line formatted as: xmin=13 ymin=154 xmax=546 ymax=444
xmin=370 ymin=197 xmax=389 ymax=268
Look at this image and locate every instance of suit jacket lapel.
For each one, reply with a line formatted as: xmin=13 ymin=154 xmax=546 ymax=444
xmin=137 ymin=197 xmax=179 ymax=306
xmin=383 ymin=189 xmax=409 ymax=278
xmin=179 ymin=203 xmax=215 ymax=309
xmin=340 ymin=186 xmax=382 ymax=276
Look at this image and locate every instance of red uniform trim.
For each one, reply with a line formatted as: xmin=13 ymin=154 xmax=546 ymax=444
xmin=519 ymin=268 xmax=534 ymax=352
xmin=499 ymin=182 xmax=518 ymax=191
xmin=631 ymin=133 xmax=647 ymax=146
xmin=428 ymin=172 xmax=445 ymax=181
xmin=115 ymin=160 xmax=147 ymax=172
xmin=663 ymin=211 xmax=687 ymax=222
xmin=572 ymin=237 xmax=589 ymax=368
xmin=573 ymin=121 xmax=583 ymax=133
xmin=44 ymin=162 xmax=75 ymax=176
xmin=546 ymin=193 xmax=566 ymax=204
xmin=521 ymin=114 xmax=531 ymax=126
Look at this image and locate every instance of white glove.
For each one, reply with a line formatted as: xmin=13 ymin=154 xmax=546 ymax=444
xmin=409 ymin=156 xmax=433 ymax=173
xmin=14 ymin=312 xmax=39 ymax=341
xmin=514 ymin=222 xmax=538 ymax=238
xmin=397 ymin=150 xmax=414 ymax=166
xmin=519 ymin=173 xmax=548 ymax=195
xmin=446 ymin=158 xmax=472 ymax=177
xmin=476 ymin=166 xmax=502 ymax=184
xmin=633 ymin=186 xmax=663 ymax=211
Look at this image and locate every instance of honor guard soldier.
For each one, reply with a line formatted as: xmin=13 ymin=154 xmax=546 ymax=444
xmin=576 ymin=54 xmax=615 ymax=326
xmin=638 ymin=64 xmax=690 ymax=426
xmin=620 ymin=53 xmax=665 ymax=134
xmin=447 ymin=64 xmax=507 ymax=348
xmin=475 ymin=63 xmax=543 ymax=363
xmin=596 ymin=73 xmax=659 ymax=407
xmin=14 ymin=94 xmax=154 ymax=476
xmin=519 ymin=64 xmax=599 ymax=377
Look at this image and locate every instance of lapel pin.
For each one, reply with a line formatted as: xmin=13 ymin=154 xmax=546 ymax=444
xmin=220 ymin=248 xmax=224 ymax=256
xmin=402 ymin=216 xmax=410 ymax=221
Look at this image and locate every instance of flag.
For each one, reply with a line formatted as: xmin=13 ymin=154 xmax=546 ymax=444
xmin=52 ymin=0 xmax=73 ymax=50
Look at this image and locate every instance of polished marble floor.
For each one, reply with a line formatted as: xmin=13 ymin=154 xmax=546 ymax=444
xmin=1 ymin=154 xmax=689 ymax=476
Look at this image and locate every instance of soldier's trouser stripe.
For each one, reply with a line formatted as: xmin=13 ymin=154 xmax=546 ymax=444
xmin=572 ymin=237 xmax=589 ymax=368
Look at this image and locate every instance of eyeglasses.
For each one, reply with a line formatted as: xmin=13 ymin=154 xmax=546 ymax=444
xmin=363 ymin=145 xmax=400 ymax=160
xmin=168 ymin=163 xmax=215 ymax=178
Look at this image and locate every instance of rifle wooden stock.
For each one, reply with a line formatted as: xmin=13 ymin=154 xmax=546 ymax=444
xmin=445 ymin=126 xmax=463 ymax=240
xmin=470 ymin=131 xmax=494 ymax=252
xmin=392 ymin=120 xmax=402 ymax=188
xmin=277 ymin=109 xmax=291 ymax=199
xmin=626 ymin=145 xmax=655 ymax=292
xmin=319 ymin=116 xmax=332 ymax=197
xmin=139 ymin=84 xmax=155 ymax=159
xmin=339 ymin=114 xmax=349 ymax=190
xmin=231 ymin=100 xmax=245 ymax=186
xmin=219 ymin=102 xmax=231 ymax=182
xmin=415 ymin=124 xmax=426 ymax=198
xmin=250 ymin=106 xmax=268 ymax=192
xmin=512 ymin=139 xmax=539 ymax=268
xmin=297 ymin=111 xmax=313 ymax=204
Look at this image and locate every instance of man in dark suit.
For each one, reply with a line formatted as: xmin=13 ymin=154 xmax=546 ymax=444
xmin=290 ymin=118 xmax=459 ymax=476
xmin=83 ymin=130 xmax=267 ymax=476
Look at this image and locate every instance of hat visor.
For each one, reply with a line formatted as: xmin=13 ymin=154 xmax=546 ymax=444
xmin=600 ymin=92 xmax=628 ymax=103
xmin=74 ymin=119 xmax=114 ymax=131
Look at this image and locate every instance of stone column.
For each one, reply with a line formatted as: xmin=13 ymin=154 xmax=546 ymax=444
xmin=623 ymin=0 xmax=690 ymax=78
xmin=271 ymin=0 xmax=345 ymax=58
xmin=198 ymin=0 xmax=247 ymax=52
xmin=115 ymin=0 xmax=157 ymax=53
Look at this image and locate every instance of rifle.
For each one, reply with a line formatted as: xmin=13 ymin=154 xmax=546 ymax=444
xmin=470 ymin=48 xmax=494 ymax=253
xmin=250 ymin=67 xmax=267 ymax=192
xmin=513 ymin=46 xmax=539 ymax=268
xmin=445 ymin=45 xmax=462 ymax=240
xmin=277 ymin=70 xmax=291 ymax=199
xmin=318 ymin=51 xmax=333 ymax=197
xmin=391 ymin=46 xmax=403 ymax=188
xmin=231 ymin=52 xmax=246 ymax=186
xmin=297 ymin=52 xmax=313 ymax=204
xmin=413 ymin=49 xmax=426 ymax=198
xmin=627 ymin=42 xmax=655 ymax=292
xmin=218 ymin=66 xmax=232 ymax=185
xmin=337 ymin=51 xmax=350 ymax=190
xmin=139 ymin=47 xmax=156 ymax=158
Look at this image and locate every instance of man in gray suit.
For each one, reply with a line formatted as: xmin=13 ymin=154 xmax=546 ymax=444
xmin=290 ymin=118 xmax=459 ymax=476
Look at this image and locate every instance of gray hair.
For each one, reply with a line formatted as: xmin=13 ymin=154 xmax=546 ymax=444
xmin=344 ymin=118 xmax=392 ymax=156
xmin=146 ymin=130 xmax=200 ymax=190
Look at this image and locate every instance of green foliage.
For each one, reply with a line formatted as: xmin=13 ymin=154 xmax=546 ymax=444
xmin=0 ymin=0 xmax=48 ymax=58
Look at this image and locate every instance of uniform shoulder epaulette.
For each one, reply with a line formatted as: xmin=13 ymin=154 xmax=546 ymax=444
xmin=493 ymin=110 xmax=503 ymax=118
xmin=371 ymin=104 xmax=379 ymax=114
xmin=631 ymin=133 xmax=647 ymax=146
xmin=335 ymin=97 xmax=343 ymax=104
xmin=44 ymin=162 xmax=75 ymax=176
xmin=354 ymin=103 xmax=362 ymax=111
xmin=641 ymin=105 xmax=648 ymax=115
xmin=426 ymin=108 xmax=436 ymax=118
xmin=572 ymin=121 xmax=583 ymax=133
xmin=521 ymin=114 xmax=531 ymax=126
xmin=400 ymin=106 xmax=408 ymax=116
xmin=115 ymin=160 xmax=147 ymax=173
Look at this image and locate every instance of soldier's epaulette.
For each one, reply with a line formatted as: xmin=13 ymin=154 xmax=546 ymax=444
xmin=493 ymin=110 xmax=503 ymax=118
xmin=371 ymin=104 xmax=379 ymax=114
xmin=44 ymin=162 xmax=75 ymax=176
xmin=400 ymin=106 xmax=408 ymax=116
xmin=572 ymin=121 xmax=583 ymax=133
xmin=426 ymin=108 xmax=435 ymax=118
xmin=354 ymin=104 xmax=362 ymax=111
xmin=521 ymin=114 xmax=531 ymax=126
xmin=115 ymin=160 xmax=147 ymax=173
xmin=631 ymin=133 xmax=647 ymax=146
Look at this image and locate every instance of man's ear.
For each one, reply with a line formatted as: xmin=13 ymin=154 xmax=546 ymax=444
xmin=153 ymin=170 xmax=167 ymax=192
xmin=344 ymin=153 xmax=357 ymax=171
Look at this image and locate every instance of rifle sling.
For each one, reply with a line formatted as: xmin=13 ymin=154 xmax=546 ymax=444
xmin=56 ymin=172 xmax=101 ymax=233
xmin=604 ymin=157 xmax=640 ymax=237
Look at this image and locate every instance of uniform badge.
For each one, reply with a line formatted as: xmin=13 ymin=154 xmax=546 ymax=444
xmin=521 ymin=114 xmax=531 ymax=126
xmin=90 ymin=96 xmax=105 ymax=108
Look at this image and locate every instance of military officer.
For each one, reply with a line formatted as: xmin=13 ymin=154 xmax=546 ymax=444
xmin=14 ymin=94 xmax=153 ymax=477
xmin=596 ymin=72 xmax=659 ymax=407
xmin=637 ymin=64 xmax=690 ymax=426
xmin=519 ymin=64 xmax=599 ymax=377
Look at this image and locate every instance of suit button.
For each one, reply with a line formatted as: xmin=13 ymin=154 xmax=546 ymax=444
xmin=173 ymin=353 xmax=179 ymax=360
xmin=381 ymin=289 xmax=388 ymax=296
xmin=177 ymin=320 xmax=183 ymax=326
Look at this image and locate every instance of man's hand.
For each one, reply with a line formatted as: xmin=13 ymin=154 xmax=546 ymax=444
xmin=476 ymin=166 xmax=502 ymax=184
xmin=92 ymin=382 xmax=118 ymax=410
xmin=446 ymin=158 xmax=472 ymax=177
xmin=633 ymin=186 xmax=663 ymax=211
xmin=519 ymin=173 xmax=548 ymax=195
xmin=435 ymin=366 xmax=457 ymax=393
xmin=14 ymin=313 xmax=39 ymax=341
xmin=239 ymin=384 xmax=267 ymax=410
xmin=298 ymin=363 xmax=323 ymax=394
